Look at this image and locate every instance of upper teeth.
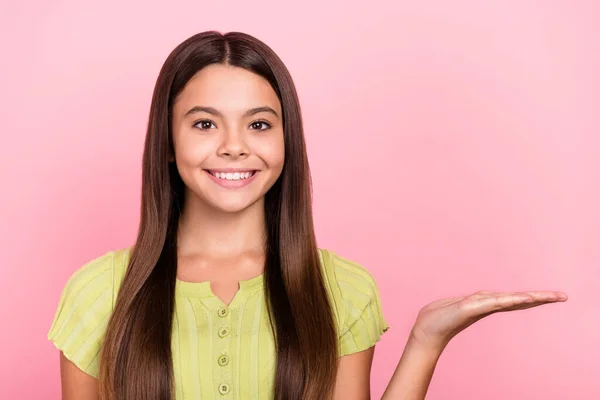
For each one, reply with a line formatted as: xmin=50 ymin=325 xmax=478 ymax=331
xmin=212 ymin=171 xmax=254 ymax=180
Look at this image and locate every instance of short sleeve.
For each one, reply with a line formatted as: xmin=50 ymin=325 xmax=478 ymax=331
xmin=320 ymin=249 xmax=390 ymax=357
xmin=47 ymin=250 xmax=118 ymax=377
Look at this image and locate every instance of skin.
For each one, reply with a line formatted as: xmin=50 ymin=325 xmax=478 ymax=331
xmin=59 ymin=64 xmax=568 ymax=399
xmin=59 ymin=352 xmax=98 ymax=399
xmin=172 ymin=64 xmax=285 ymax=307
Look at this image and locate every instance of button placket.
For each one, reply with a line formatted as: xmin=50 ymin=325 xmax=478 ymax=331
xmin=217 ymin=305 xmax=232 ymax=396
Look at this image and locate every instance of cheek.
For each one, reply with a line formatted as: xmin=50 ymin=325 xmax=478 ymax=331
xmin=174 ymin=135 xmax=210 ymax=166
xmin=173 ymin=139 xmax=212 ymax=186
xmin=260 ymin=135 xmax=285 ymax=169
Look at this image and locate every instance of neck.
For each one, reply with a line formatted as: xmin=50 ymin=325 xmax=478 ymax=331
xmin=177 ymin=193 xmax=266 ymax=257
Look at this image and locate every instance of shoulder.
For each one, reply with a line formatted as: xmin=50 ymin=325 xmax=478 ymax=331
xmin=55 ymin=247 xmax=131 ymax=306
xmin=47 ymin=246 xmax=132 ymax=377
xmin=318 ymin=249 xmax=390 ymax=356
xmin=319 ymin=248 xmax=382 ymax=308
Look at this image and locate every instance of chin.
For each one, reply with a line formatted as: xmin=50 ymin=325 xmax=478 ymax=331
xmin=207 ymin=196 xmax=262 ymax=214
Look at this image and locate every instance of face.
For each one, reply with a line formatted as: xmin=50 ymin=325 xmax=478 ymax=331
xmin=171 ymin=64 xmax=285 ymax=214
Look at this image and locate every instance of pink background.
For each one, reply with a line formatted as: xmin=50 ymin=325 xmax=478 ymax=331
xmin=1 ymin=1 xmax=598 ymax=398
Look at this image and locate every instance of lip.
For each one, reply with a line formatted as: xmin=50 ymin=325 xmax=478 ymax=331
xmin=207 ymin=168 xmax=258 ymax=173
xmin=204 ymin=169 xmax=259 ymax=189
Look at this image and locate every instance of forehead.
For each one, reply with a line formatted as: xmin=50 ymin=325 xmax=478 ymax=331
xmin=174 ymin=64 xmax=281 ymax=114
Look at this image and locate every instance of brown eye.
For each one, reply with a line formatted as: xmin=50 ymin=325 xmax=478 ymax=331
xmin=250 ymin=121 xmax=271 ymax=131
xmin=194 ymin=120 xmax=216 ymax=130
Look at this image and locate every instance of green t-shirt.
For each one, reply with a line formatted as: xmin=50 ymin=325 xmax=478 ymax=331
xmin=48 ymin=246 xmax=389 ymax=399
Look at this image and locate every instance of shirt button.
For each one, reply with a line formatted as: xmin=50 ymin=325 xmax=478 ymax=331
xmin=218 ymin=327 xmax=229 ymax=338
xmin=218 ymin=307 xmax=229 ymax=317
xmin=218 ymin=354 xmax=229 ymax=366
xmin=218 ymin=383 xmax=230 ymax=395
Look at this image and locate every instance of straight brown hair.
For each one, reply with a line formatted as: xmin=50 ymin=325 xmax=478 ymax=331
xmin=98 ymin=31 xmax=338 ymax=399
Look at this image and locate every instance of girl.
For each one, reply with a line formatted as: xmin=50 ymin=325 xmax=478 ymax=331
xmin=47 ymin=31 xmax=567 ymax=400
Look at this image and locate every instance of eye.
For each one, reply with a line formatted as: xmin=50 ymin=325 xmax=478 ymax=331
xmin=250 ymin=120 xmax=272 ymax=131
xmin=194 ymin=120 xmax=216 ymax=130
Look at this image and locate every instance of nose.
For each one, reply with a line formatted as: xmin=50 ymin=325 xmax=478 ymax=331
xmin=218 ymin=128 xmax=249 ymax=159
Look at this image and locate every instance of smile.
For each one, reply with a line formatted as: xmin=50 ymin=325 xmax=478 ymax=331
xmin=207 ymin=170 xmax=256 ymax=180
xmin=204 ymin=169 xmax=259 ymax=188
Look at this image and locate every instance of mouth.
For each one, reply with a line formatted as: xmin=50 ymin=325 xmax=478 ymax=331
xmin=204 ymin=170 xmax=258 ymax=181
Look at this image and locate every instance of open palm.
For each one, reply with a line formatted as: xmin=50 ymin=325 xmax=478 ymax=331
xmin=410 ymin=290 xmax=568 ymax=351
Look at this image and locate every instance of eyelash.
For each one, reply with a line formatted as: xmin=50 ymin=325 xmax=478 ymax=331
xmin=193 ymin=119 xmax=272 ymax=131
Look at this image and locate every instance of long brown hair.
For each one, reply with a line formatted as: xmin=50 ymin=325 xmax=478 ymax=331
xmin=98 ymin=31 xmax=338 ymax=400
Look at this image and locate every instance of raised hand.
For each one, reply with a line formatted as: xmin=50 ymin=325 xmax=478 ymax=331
xmin=381 ymin=290 xmax=568 ymax=399
xmin=409 ymin=290 xmax=568 ymax=352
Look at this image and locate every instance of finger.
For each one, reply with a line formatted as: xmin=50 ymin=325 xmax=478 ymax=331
xmin=471 ymin=291 xmax=522 ymax=300
xmin=470 ymin=292 xmax=569 ymax=315
xmin=487 ymin=291 xmax=568 ymax=303
xmin=497 ymin=291 xmax=567 ymax=304
xmin=524 ymin=291 xmax=568 ymax=302
xmin=502 ymin=301 xmax=563 ymax=312
xmin=461 ymin=293 xmax=537 ymax=315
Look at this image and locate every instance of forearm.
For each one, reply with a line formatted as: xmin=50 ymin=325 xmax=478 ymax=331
xmin=380 ymin=334 xmax=443 ymax=400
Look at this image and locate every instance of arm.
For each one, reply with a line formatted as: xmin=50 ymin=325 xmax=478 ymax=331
xmin=381 ymin=290 xmax=567 ymax=400
xmin=59 ymin=352 xmax=99 ymax=400
xmin=332 ymin=340 xmax=441 ymax=400
xmin=381 ymin=334 xmax=442 ymax=399
xmin=333 ymin=347 xmax=375 ymax=400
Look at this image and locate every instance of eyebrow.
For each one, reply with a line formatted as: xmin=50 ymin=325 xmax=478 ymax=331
xmin=184 ymin=106 xmax=280 ymax=119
